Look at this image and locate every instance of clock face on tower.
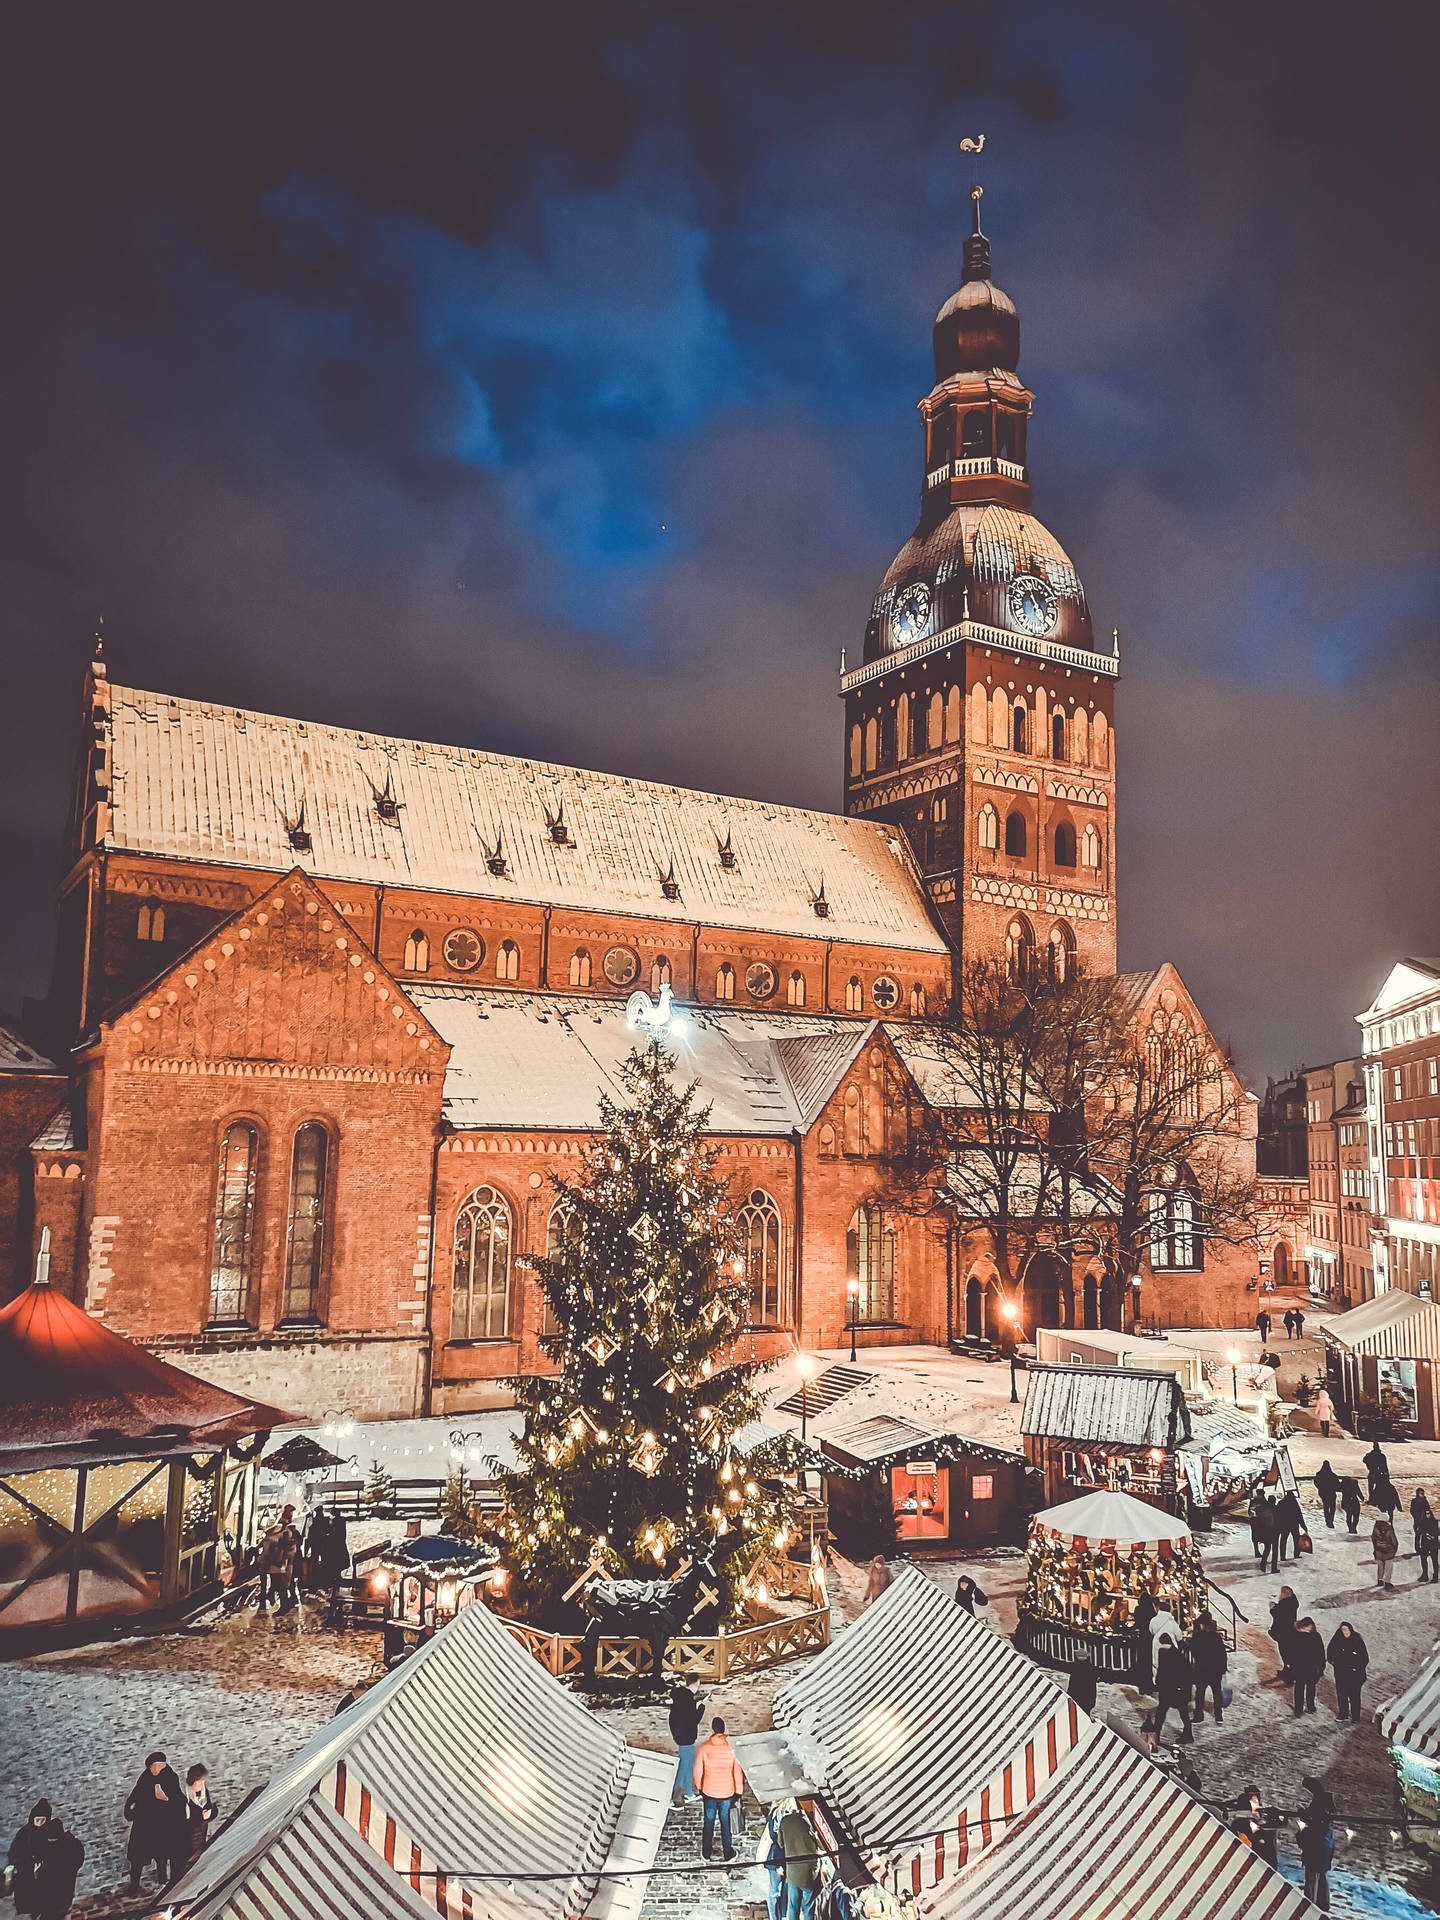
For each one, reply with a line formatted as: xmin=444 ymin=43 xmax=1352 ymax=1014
xmin=890 ymin=579 xmax=932 ymax=645
xmin=1006 ymin=573 xmax=1059 ymax=637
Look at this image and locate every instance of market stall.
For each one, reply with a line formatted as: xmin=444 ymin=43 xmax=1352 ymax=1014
xmin=381 ymin=1532 xmax=502 ymax=1641
xmin=1015 ymin=1487 xmax=1206 ymax=1676
xmin=1020 ymin=1363 xmax=1190 ymax=1513
xmin=1379 ymin=1641 xmax=1440 ymax=1856
xmin=1322 ymin=1292 xmax=1440 ymax=1437
xmin=817 ymin=1414 xmax=1031 ymax=1555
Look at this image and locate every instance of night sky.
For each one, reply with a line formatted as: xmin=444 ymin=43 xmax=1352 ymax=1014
xmin=2 ymin=2 xmax=1436 ymax=1077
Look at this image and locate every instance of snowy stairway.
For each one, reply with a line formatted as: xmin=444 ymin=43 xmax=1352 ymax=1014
xmin=773 ymin=1364 xmax=871 ymax=1417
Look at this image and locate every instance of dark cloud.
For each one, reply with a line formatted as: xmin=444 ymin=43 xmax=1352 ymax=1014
xmin=1 ymin=0 xmax=1437 ymax=1076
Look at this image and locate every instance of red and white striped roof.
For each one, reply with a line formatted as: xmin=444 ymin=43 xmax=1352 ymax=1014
xmin=1031 ymin=1486 xmax=1192 ymax=1552
xmin=1379 ymin=1639 xmax=1440 ymax=1760
xmin=773 ymin=1566 xmax=1086 ymax=1892
xmin=921 ymin=1720 xmax=1314 ymax=1920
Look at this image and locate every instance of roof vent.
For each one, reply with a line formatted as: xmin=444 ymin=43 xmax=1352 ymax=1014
xmin=544 ymin=801 xmax=572 ymax=846
xmin=812 ymin=878 xmax=831 ymax=919
xmin=485 ymin=828 xmax=508 ymax=877
xmin=717 ymin=829 xmax=737 ymax=870
xmin=370 ymin=769 xmax=402 ymax=824
xmin=660 ymin=858 xmax=680 ymax=901
xmin=287 ymin=800 xmax=311 ymax=854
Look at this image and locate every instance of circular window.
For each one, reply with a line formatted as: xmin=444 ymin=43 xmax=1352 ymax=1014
xmin=746 ymin=962 xmax=777 ymax=1000
xmin=872 ymin=976 xmax=899 ymax=1010
xmin=603 ymin=946 xmax=639 ymax=987
xmin=443 ymin=928 xmax=484 ymax=973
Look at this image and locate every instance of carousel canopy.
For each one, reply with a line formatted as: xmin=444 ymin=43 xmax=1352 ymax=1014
xmin=919 ymin=1719 xmax=1310 ymax=1920
xmin=1031 ymin=1488 xmax=1192 ymax=1550
xmin=263 ymin=1433 xmax=347 ymax=1474
xmin=165 ymin=1587 xmax=670 ymax=1920
xmin=773 ymin=1565 xmax=1085 ymax=1890
xmin=1379 ymin=1640 xmax=1440 ymax=1760
xmin=0 ymin=1278 xmax=287 ymax=1471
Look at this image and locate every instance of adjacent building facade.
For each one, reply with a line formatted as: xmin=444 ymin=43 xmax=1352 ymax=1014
xmin=1359 ymin=960 xmax=1440 ymax=1302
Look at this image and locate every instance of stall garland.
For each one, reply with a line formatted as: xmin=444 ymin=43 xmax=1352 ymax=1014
xmin=1021 ymin=1520 xmax=1207 ymax=1636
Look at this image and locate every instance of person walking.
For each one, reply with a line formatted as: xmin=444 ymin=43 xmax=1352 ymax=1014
xmin=668 ymin=1683 xmax=704 ymax=1808
xmin=1148 ymin=1633 xmax=1194 ymax=1744
xmin=1188 ymin=1611 xmax=1228 ymax=1724
xmin=1255 ymin=1308 xmax=1272 ymax=1344
xmin=1132 ymin=1590 xmax=1157 ymax=1691
xmin=1363 ymin=1442 xmax=1390 ymax=1505
xmin=1372 ymin=1515 xmax=1399 ymax=1588
xmin=182 ymin=1765 xmax=216 ymax=1864
xmin=693 ymin=1717 xmax=744 ymax=1863
xmin=1298 ymin=1776 xmax=1335 ymax=1912
xmin=861 ymin=1555 xmax=892 ymax=1608
xmin=1313 ymin=1461 xmax=1340 ymax=1528
xmin=758 ymin=1804 xmax=788 ymax=1920
xmin=1374 ymin=1476 xmax=1401 ymax=1522
xmin=1250 ymin=1494 xmax=1278 ymax=1572
xmin=1274 ymin=1489 xmax=1305 ymax=1564
xmin=1282 ymin=1308 xmax=1297 ymax=1340
xmin=124 ymin=1752 xmax=187 ymax=1893
xmin=1327 ymin=1623 xmax=1368 ymax=1722
xmin=8 ymin=1802 xmax=84 ymax=1920
xmin=1233 ymin=1787 xmax=1280 ymax=1868
xmin=1290 ymin=1618 xmax=1325 ymax=1716
xmin=1269 ymin=1587 xmax=1299 ymax=1684
xmin=1409 ymin=1488 xmax=1434 ymax=1556
xmin=1067 ymin=1656 xmax=1098 ymax=1714
xmin=1338 ymin=1475 xmax=1363 ymax=1534
xmin=1419 ymin=1505 xmax=1440 ymax=1583
xmin=778 ymin=1804 xmax=820 ymax=1920
xmin=1313 ymin=1388 xmax=1335 ymax=1438
xmin=1294 ymin=1307 xmax=1306 ymax=1339
xmin=954 ymin=1574 xmax=988 ymax=1616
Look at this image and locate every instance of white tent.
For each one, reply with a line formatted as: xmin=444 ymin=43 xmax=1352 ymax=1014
xmin=1380 ymin=1639 xmax=1440 ymax=1759
xmin=1031 ymin=1486 xmax=1192 ymax=1550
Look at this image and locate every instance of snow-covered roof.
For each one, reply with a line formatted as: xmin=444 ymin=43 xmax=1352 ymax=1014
xmin=1030 ymin=1487 xmax=1192 ymax=1549
xmin=99 ymin=681 xmax=949 ymax=954
xmin=415 ymin=989 xmax=879 ymax=1133
xmin=1321 ymin=1290 xmax=1440 ymax=1360
xmin=818 ymin=1412 xmax=1024 ymax=1471
xmin=29 ymin=1104 xmax=76 ymax=1152
xmin=919 ymin=1718 xmax=1310 ymax=1920
xmin=1020 ymin=1364 xmax=1191 ymax=1449
xmin=1380 ymin=1640 xmax=1440 ymax=1760
xmin=773 ymin=1566 xmax=1086 ymax=1891
xmin=165 ymin=1595 xmax=670 ymax=1920
xmin=0 ymin=1019 xmax=56 ymax=1074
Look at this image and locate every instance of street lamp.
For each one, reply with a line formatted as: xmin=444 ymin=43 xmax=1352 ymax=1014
xmin=796 ymin=1352 xmax=820 ymax=1445
xmin=1002 ymin=1300 xmax=1022 ymax=1404
xmin=1226 ymin=1348 xmax=1242 ymax=1404
xmin=847 ymin=1279 xmax=860 ymax=1364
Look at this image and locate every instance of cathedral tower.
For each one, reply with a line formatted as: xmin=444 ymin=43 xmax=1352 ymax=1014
xmin=842 ymin=186 xmax=1118 ymax=983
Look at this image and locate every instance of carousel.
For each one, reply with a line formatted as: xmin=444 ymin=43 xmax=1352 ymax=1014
xmin=1014 ymin=1487 xmax=1207 ymax=1677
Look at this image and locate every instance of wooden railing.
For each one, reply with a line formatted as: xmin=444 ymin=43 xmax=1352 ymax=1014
xmin=503 ymin=1602 xmax=831 ymax=1682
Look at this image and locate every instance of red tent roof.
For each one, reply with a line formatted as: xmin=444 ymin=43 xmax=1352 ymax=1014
xmin=0 ymin=1282 xmax=288 ymax=1464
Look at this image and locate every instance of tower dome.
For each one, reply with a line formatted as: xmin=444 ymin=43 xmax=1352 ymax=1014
xmin=932 ymin=189 xmax=1019 ymax=379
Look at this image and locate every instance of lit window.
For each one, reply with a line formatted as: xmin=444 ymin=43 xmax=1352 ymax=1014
xmin=569 ymin=949 xmax=591 ymax=988
xmin=739 ymin=1189 xmax=784 ymax=1325
xmin=1151 ymin=1176 xmax=1202 ymax=1271
xmin=787 ymin=970 xmax=806 ymax=1007
xmin=542 ymin=1202 xmax=581 ymax=1335
xmin=845 ymin=976 xmax=863 ymax=1013
xmin=716 ymin=962 xmax=735 ymax=1001
xmin=282 ymin=1124 xmax=328 ymax=1323
xmin=137 ymin=902 xmax=166 ymax=942
xmin=972 ymin=1475 xmax=994 ymax=1500
xmin=453 ymin=1186 xmax=511 ymax=1340
xmin=209 ymin=1122 xmax=259 ymax=1324
xmin=847 ymin=1203 xmax=895 ymax=1322
xmin=403 ymin=930 xmax=429 ymax=972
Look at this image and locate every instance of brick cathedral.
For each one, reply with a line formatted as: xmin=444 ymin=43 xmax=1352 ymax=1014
xmin=2 ymin=193 xmax=1257 ymax=1417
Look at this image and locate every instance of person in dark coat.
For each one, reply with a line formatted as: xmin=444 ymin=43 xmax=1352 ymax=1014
xmin=1269 ymin=1587 xmax=1300 ymax=1683
xmin=954 ymin=1574 xmax=988 ymax=1616
xmin=1188 ymin=1611 xmax=1229 ymax=1723
xmin=1273 ymin=1490 xmax=1305 ymax=1564
xmin=1255 ymin=1309 xmax=1272 ymax=1343
xmin=1147 ymin=1634 xmax=1194 ymax=1744
xmin=1419 ymin=1505 xmax=1440 ymax=1583
xmin=1313 ymin=1461 xmax=1340 ymax=1529
xmin=1327 ymin=1623 xmax=1368 ymax=1722
xmin=183 ymin=1765 xmax=217 ymax=1863
xmin=1250 ymin=1494 xmax=1277 ymax=1571
xmin=1290 ymin=1617 xmax=1326 ymax=1716
xmin=124 ymin=1752 xmax=187 ymax=1893
xmin=1409 ymin=1489 xmax=1434 ymax=1556
xmin=668 ymin=1683 xmax=704 ymax=1807
xmin=1233 ymin=1786 xmax=1280 ymax=1868
xmin=1298 ymin=1776 xmax=1335 ymax=1912
xmin=8 ymin=1802 xmax=84 ymax=1920
xmin=1294 ymin=1308 xmax=1306 ymax=1339
xmin=1283 ymin=1308 xmax=1297 ymax=1340
xmin=302 ymin=1511 xmax=331 ymax=1591
xmin=1363 ymin=1442 xmax=1390 ymax=1504
xmin=1373 ymin=1478 xmax=1401 ymax=1522
xmin=1131 ymin=1590 xmax=1157 ymax=1691
xmin=1066 ymin=1656 xmax=1098 ymax=1713
xmin=1338 ymin=1475 xmax=1363 ymax=1534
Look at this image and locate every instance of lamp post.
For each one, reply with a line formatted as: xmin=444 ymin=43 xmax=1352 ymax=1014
xmin=1226 ymin=1348 xmax=1241 ymax=1404
xmin=796 ymin=1353 xmax=819 ymax=1445
xmin=1002 ymin=1300 xmax=1022 ymax=1404
xmin=847 ymin=1279 xmax=860 ymax=1364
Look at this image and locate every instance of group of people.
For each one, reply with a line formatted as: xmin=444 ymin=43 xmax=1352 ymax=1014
xmin=1253 ymin=1306 xmax=1307 ymax=1343
xmin=668 ymin=1684 xmax=747 ymax=1862
xmin=1248 ymin=1488 xmax=1308 ymax=1571
xmin=1231 ymin=1778 xmax=1337 ymax=1910
xmin=254 ymin=1503 xmax=350 ymax=1612
xmin=6 ymin=1806 xmax=83 ymax=1920
xmin=1130 ymin=1600 xmax=1230 ymax=1744
xmin=1267 ymin=1589 xmax=1369 ymax=1719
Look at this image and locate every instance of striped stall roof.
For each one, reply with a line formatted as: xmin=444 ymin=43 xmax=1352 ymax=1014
xmin=188 ymin=1796 xmax=440 ymax=1920
xmin=1379 ymin=1640 xmax=1440 ymax=1760
xmin=166 ymin=1597 xmax=663 ymax=1920
xmin=773 ymin=1566 xmax=1085 ymax=1891
xmin=1321 ymin=1291 xmax=1440 ymax=1362
xmin=1020 ymin=1364 xmax=1191 ymax=1449
xmin=921 ymin=1720 xmax=1314 ymax=1920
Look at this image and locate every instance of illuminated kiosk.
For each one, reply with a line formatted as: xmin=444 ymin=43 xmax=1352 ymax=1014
xmin=1014 ymin=1487 xmax=1206 ymax=1677
xmin=381 ymin=1533 xmax=502 ymax=1642
xmin=1380 ymin=1643 xmax=1440 ymax=1855
xmin=0 ymin=1254 xmax=284 ymax=1641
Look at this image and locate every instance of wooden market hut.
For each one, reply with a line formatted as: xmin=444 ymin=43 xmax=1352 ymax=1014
xmin=817 ymin=1413 xmax=1031 ymax=1556
xmin=1379 ymin=1643 xmax=1440 ymax=1855
xmin=0 ymin=1269 xmax=285 ymax=1639
xmin=1322 ymin=1292 xmax=1440 ymax=1438
xmin=1020 ymin=1363 xmax=1190 ymax=1513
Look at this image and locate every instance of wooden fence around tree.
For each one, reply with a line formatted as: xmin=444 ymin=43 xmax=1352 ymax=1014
xmin=502 ymin=1601 xmax=831 ymax=1682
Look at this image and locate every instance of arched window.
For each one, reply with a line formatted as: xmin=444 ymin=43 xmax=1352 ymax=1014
xmin=1005 ymin=915 xmax=1035 ymax=985
xmin=1051 ymin=712 xmax=1066 ymax=761
xmin=845 ymin=976 xmax=863 ymax=1013
xmin=1011 ymin=702 xmax=1028 ymax=754
xmin=1054 ymin=821 xmax=1077 ymax=867
xmin=960 ymin=407 xmax=990 ymax=458
xmin=924 ymin=793 xmax=948 ymax=863
xmin=542 ymin=1201 xmax=581 ymax=1335
xmin=978 ymin=803 xmax=999 ymax=850
xmin=650 ymin=956 xmax=672 ymax=994
xmin=739 ymin=1189 xmax=784 ymax=1325
xmin=969 ymin=683 xmax=988 ymax=745
xmin=864 ymin=717 xmax=878 ymax=772
xmin=896 ymin=693 xmax=910 ymax=762
xmin=787 ymin=970 xmax=806 ymax=1007
xmin=1004 ymin=810 xmax=1027 ymax=857
xmin=1092 ymin=711 xmax=1109 ymax=769
xmin=990 ymin=687 xmax=1008 ymax=748
xmin=716 ymin=962 xmax=735 ymax=1001
xmin=209 ymin=1122 xmax=259 ymax=1324
xmin=909 ymin=983 xmax=927 ymax=1016
xmin=453 ymin=1185 xmax=512 ymax=1339
xmin=849 ymin=724 xmax=862 ymax=779
xmin=1081 ymin=824 xmax=1102 ymax=870
xmin=404 ymin=930 xmax=429 ymax=973
xmin=569 ymin=949 xmax=591 ymax=987
xmin=1047 ymin=922 xmax=1076 ymax=985
xmin=496 ymin=940 xmax=520 ymax=981
xmin=137 ymin=902 xmax=165 ymax=942
xmin=927 ymin=692 xmax=943 ymax=750
xmin=282 ymin=1124 xmax=328 ymax=1323
xmin=1072 ymin=707 xmax=1089 ymax=764
xmin=847 ymin=1202 xmax=896 ymax=1323
xmin=1150 ymin=1172 xmax=1202 ymax=1271
xmin=944 ymin=684 xmax=960 ymax=742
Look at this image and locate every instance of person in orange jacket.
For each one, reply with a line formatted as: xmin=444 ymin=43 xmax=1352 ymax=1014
xmin=693 ymin=1717 xmax=745 ymax=1862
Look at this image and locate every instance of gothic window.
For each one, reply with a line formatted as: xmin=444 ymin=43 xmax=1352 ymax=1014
xmin=209 ymin=1122 xmax=259 ymax=1325
xmin=569 ymin=949 xmax=591 ymax=988
xmin=944 ymin=684 xmax=960 ymax=742
xmin=1092 ymin=711 xmax=1109 ymax=769
xmin=739 ymin=1189 xmax=784 ymax=1325
xmin=991 ymin=688 xmax=1008 ymax=749
xmin=453 ymin=1185 xmax=511 ymax=1340
xmin=849 ymin=724 xmax=862 ymax=779
xmin=864 ymin=717 xmax=878 ymax=772
xmin=787 ymin=970 xmax=806 ymax=1007
xmin=1146 ymin=1010 xmax=1200 ymax=1121
xmin=1011 ymin=702 xmax=1028 ymax=754
xmin=909 ymin=983 xmax=927 ymax=1016
xmin=925 ymin=792 xmax=948 ymax=863
xmin=879 ymin=707 xmax=895 ymax=767
xmin=1054 ymin=821 xmax=1077 ymax=867
xmin=970 ymin=683 xmax=988 ymax=745
xmin=1081 ymin=824 xmax=1102 ymax=870
xmin=845 ymin=976 xmax=863 ymax=1013
xmin=404 ymin=930 xmax=429 ymax=973
xmin=1052 ymin=711 xmax=1066 ymax=761
xmin=978 ymin=803 xmax=999 ymax=850
xmin=1005 ymin=915 xmax=1036 ymax=985
xmin=1004 ymin=810 xmax=1027 ymax=857
xmin=136 ymin=902 xmax=165 ymax=942
xmin=1047 ymin=922 xmax=1076 ymax=985
xmin=1072 ymin=707 xmax=1089 ymax=764
xmin=282 ymin=1124 xmax=328 ymax=1323
xmin=1150 ymin=1172 xmax=1202 ymax=1271
xmin=650 ymin=955 xmax=672 ymax=994
xmin=927 ymin=692 xmax=943 ymax=750
xmin=496 ymin=940 xmax=520 ymax=981
xmin=847 ymin=1202 xmax=896 ymax=1322
xmin=542 ymin=1200 xmax=581 ymax=1335
xmin=844 ymin=1086 xmax=862 ymax=1155
xmin=896 ymin=693 xmax=910 ymax=761
xmin=818 ymin=1125 xmax=836 ymax=1159
xmin=716 ymin=962 xmax=736 ymax=1001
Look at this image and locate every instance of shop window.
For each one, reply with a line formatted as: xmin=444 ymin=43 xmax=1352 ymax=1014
xmin=209 ymin=1122 xmax=259 ymax=1324
xmin=892 ymin=1463 xmax=949 ymax=1540
xmin=453 ymin=1185 xmax=511 ymax=1340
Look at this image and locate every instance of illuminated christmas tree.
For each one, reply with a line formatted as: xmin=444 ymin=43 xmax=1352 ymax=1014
xmin=495 ymin=1042 xmax=787 ymax=1621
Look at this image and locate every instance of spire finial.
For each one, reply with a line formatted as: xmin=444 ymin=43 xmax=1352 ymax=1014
xmin=33 ymin=1226 xmax=51 ymax=1288
xmin=91 ymin=617 xmax=107 ymax=679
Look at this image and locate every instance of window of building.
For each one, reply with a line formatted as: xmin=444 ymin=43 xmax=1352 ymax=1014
xmin=496 ymin=940 xmax=520 ymax=981
xmin=209 ymin=1122 xmax=259 ymax=1325
xmin=650 ymin=956 xmax=672 ymax=994
xmin=1005 ymin=915 xmax=1035 ymax=985
xmin=787 ymin=970 xmax=806 ymax=1007
xmin=1047 ymin=922 xmax=1076 ymax=984
xmin=1431 ymin=1059 xmax=1439 ymax=1096
xmin=1051 ymin=712 xmax=1066 ymax=761
xmin=1081 ymin=824 xmax=1102 ymax=870
xmin=1011 ymin=703 xmax=1028 ymax=754
xmin=716 ymin=962 xmax=735 ymax=1001
xmin=1053 ymin=821 xmax=1076 ymax=867
xmin=845 ymin=976 xmax=863 ymax=1013
xmin=136 ymin=902 xmax=165 ymax=942
xmin=849 ymin=724 xmax=862 ymax=779
xmin=925 ymin=793 xmax=948 ymax=864
xmin=542 ymin=1201 xmax=581 ymax=1336
xmin=453 ymin=1185 xmax=511 ymax=1340
xmin=896 ymin=693 xmax=910 ymax=761
xmin=847 ymin=1202 xmax=896 ymax=1322
xmin=909 ymin=983 xmax=927 ymax=1016
xmin=1150 ymin=1173 xmax=1202 ymax=1270
xmin=403 ymin=930 xmax=429 ymax=973
xmin=1394 ymin=1068 xmax=1403 ymax=1101
xmin=978 ymin=802 xmax=999 ymax=851
xmin=960 ymin=407 xmax=991 ymax=458
xmin=1004 ymin=810 xmax=1027 ymax=857
xmin=739 ymin=1190 xmax=784 ymax=1325
xmin=927 ymin=692 xmax=943 ymax=750
xmin=569 ymin=949 xmax=592 ymax=988
xmin=864 ymin=717 xmax=878 ymax=772
xmin=281 ymin=1124 xmax=328 ymax=1323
